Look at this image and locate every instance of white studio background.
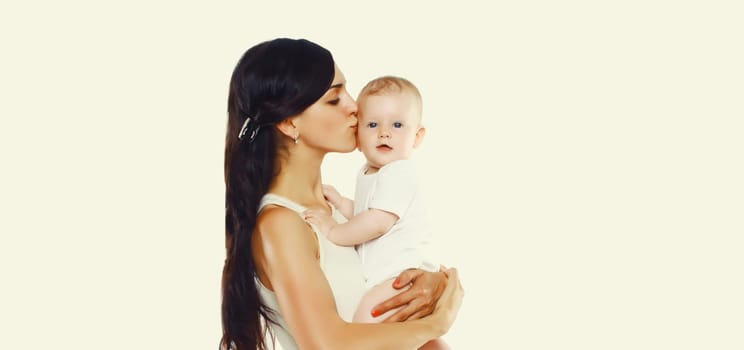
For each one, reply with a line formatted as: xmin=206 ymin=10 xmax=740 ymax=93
xmin=1 ymin=1 xmax=742 ymax=349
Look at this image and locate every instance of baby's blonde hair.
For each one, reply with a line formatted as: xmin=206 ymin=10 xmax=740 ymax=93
xmin=358 ymin=76 xmax=423 ymax=115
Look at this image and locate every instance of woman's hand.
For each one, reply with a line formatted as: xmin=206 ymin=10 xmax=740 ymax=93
xmin=372 ymin=268 xmax=449 ymax=322
xmin=430 ymin=268 xmax=464 ymax=333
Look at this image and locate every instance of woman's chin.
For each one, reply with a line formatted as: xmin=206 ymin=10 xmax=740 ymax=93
xmin=333 ymin=141 xmax=358 ymax=154
xmin=338 ymin=145 xmax=357 ymax=153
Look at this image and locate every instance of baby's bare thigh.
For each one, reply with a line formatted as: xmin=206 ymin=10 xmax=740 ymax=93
xmin=353 ymin=277 xmax=411 ymax=323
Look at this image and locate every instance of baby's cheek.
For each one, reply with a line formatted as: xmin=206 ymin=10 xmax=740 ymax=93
xmin=357 ymin=137 xmax=372 ymax=152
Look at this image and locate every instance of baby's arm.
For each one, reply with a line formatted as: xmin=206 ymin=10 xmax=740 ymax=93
xmin=322 ymin=184 xmax=354 ymax=219
xmin=303 ymin=208 xmax=398 ymax=246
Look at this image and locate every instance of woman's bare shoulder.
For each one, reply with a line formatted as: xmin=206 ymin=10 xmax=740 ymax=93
xmin=255 ymin=205 xmax=318 ymax=254
xmin=257 ymin=205 xmax=302 ymax=229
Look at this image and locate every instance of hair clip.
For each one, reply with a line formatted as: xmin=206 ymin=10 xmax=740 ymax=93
xmin=248 ymin=126 xmax=261 ymax=143
xmin=238 ymin=117 xmax=252 ymax=140
xmin=238 ymin=117 xmax=263 ymax=143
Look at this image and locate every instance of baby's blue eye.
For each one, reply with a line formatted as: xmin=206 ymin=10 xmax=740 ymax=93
xmin=367 ymin=122 xmax=377 ymax=128
xmin=393 ymin=122 xmax=403 ymax=128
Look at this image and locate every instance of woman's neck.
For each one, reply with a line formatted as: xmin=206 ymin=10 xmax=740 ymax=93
xmin=268 ymin=147 xmax=328 ymax=209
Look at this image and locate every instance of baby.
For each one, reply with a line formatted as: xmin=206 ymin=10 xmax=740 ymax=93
xmin=303 ymin=76 xmax=443 ymax=328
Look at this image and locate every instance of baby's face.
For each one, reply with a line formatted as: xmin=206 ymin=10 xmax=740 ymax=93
xmin=356 ymin=93 xmax=423 ymax=170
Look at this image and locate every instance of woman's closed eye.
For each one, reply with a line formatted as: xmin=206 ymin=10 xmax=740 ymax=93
xmin=328 ymin=98 xmax=340 ymax=105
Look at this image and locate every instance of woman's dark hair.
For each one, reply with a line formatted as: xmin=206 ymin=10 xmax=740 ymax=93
xmin=221 ymin=38 xmax=335 ymax=350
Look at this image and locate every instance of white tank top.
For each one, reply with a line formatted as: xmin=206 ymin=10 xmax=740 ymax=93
xmin=256 ymin=193 xmax=366 ymax=350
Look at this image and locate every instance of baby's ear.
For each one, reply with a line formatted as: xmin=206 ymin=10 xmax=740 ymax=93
xmin=413 ymin=126 xmax=426 ymax=148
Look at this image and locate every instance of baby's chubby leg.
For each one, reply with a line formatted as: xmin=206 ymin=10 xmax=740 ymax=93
xmin=352 ymin=277 xmax=410 ymax=323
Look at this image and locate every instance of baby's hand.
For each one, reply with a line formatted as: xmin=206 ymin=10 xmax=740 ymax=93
xmin=302 ymin=209 xmax=336 ymax=237
xmin=322 ymin=184 xmax=342 ymax=205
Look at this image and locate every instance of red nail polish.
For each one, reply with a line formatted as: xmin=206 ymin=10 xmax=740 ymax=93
xmin=371 ymin=309 xmax=379 ymax=317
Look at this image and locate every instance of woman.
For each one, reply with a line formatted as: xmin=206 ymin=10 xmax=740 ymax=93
xmin=221 ymin=38 xmax=463 ymax=350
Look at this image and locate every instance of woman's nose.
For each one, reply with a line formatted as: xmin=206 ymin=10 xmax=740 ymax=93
xmin=347 ymin=98 xmax=358 ymax=115
xmin=346 ymin=99 xmax=358 ymax=126
xmin=348 ymin=98 xmax=359 ymax=125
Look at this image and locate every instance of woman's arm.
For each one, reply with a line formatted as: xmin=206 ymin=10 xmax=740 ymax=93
xmin=255 ymin=207 xmax=461 ymax=350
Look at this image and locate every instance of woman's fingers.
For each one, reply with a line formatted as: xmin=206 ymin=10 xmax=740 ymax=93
xmin=391 ymin=268 xmax=422 ymax=289
xmin=373 ymin=269 xmax=446 ymax=321
xmin=371 ymin=268 xmax=463 ymax=327
xmin=399 ymin=309 xmax=429 ymax=322
xmin=372 ymin=284 xmax=416 ymax=317
xmin=382 ymin=299 xmax=434 ymax=323
xmin=381 ymin=304 xmax=416 ymax=323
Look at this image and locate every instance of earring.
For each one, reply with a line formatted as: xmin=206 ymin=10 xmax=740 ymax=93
xmin=293 ymin=134 xmax=299 ymax=144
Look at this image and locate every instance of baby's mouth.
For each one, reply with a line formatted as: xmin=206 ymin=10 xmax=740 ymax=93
xmin=376 ymin=144 xmax=393 ymax=151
